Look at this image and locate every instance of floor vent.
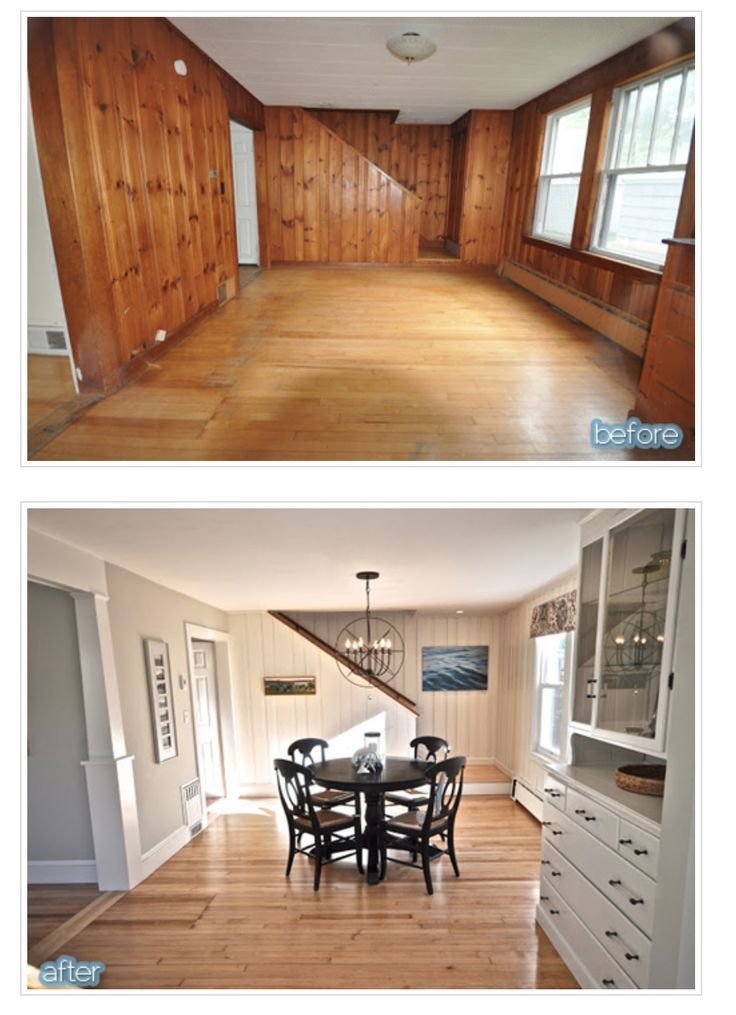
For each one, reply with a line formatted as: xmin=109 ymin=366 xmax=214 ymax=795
xmin=181 ymin=777 xmax=204 ymax=833
xmin=217 ymin=282 xmax=227 ymax=305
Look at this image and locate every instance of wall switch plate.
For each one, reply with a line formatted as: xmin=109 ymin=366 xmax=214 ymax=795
xmin=154 ymin=329 xmax=166 ymax=343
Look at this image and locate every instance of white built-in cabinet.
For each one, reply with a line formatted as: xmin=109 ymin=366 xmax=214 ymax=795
xmin=536 ymin=508 xmax=693 ymax=990
xmin=570 ymin=508 xmax=688 ymax=756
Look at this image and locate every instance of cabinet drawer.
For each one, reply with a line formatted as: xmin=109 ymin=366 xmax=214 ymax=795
xmin=617 ymin=819 xmax=660 ymax=880
xmin=538 ymin=879 xmax=636 ymax=990
xmin=542 ymin=772 xmax=567 ymax=811
xmin=542 ymin=805 xmax=656 ymax=938
xmin=566 ymin=786 xmax=619 ymax=849
xmin=542 ymin=842 xmax=651 ymax=988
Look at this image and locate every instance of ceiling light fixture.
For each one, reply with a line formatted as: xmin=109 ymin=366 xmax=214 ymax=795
xmin=386 ymin=31 xmax=437 ymax=65
xmin=336 ymin=572 xmax=405 ymax=688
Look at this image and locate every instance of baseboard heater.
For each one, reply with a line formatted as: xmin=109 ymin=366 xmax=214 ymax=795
xmin=181 ymin=777 xmax=204 ymax=837
xmin=499 ymin=258 xmax=649 ymax=358
xmin=511 ymin=778 xmax=543 ymax=822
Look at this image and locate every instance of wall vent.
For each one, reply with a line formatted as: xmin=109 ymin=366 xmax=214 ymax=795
xmin=217 ymin=282 xmax=227 ymax=305
xmin=27 ymin=324 xmax=70 ymax=356
xmin=181 ymin=777 xmax=204 ymax=834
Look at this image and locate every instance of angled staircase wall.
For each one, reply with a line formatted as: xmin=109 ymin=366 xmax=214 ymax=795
xmin=263 ymin=107 xmax=420 ymax=264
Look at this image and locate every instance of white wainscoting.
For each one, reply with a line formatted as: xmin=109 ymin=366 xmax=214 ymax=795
xmin=28 ymin=859 xmax=98 ymax=884
xmin=228 ymin=612 xmax=417 ymax=788
xmin=290 ymin=612 xmax=499 ymax=759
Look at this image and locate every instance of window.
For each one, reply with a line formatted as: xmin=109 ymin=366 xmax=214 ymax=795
xmin=532 ymin=99 xmax=591 ymax=245
xmin=532 ymin=632 xmax=573 ymax=760
xmin=592 ymin=62 xmax=695 ymax=267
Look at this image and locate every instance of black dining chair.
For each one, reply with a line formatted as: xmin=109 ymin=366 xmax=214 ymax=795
xmin=384 ymin=736 xmax=450 ymax=812
xmin=379 ymin=755 xmax=466 ymax=895
xmin=274 ymin=758 xmax=363 ymax=891
xmin=287 ymin=737 xmax=356 ymax=811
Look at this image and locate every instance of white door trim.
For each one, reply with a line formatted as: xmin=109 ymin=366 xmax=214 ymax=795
xmin=26 ymin=529 xmax=144 ymax=891
xmin=184 ymin=623 xmax=240 ymax=802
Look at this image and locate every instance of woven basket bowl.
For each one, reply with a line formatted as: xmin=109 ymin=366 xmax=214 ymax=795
xmin=615 ymin=764 xmax=666 ymax=797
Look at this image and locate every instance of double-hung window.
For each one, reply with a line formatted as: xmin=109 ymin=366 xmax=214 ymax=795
xmin=532 ymin=632 xmax=574 ymax=760
xmin=532 ymin=98 xmax=591 ymax=245
xmin=592 ymin=62 xmax=695 ymax=268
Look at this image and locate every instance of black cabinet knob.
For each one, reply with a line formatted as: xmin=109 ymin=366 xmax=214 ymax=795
xmin=542 ymin=820 xmax=551 ymax=826
xmin=550 ymin=871 xmax=561 ymax=877
xmin=584 ymin=816 xmax=596 ymax=822
xmin=552 ymin=830 xmax=562 ymax=836
xmin=629 ymin=898 xmax=644 ymax=906
xmin=575 ymin=809 xmax=586 ymax=814
xmin=619 ymin=838 xmax=632 ymax=845
xmin=605 ymin=930 xmax=618 ymax=938
xmin=634 ymin=848 xmax=648 ymax=856
xmin=608 ymin=879 xmax=621 ymax=886
xmin=541 ymin=859 xmax=550 ymax=865
xmin=540 ymin=895 xmax=549 ymax=901
xmin=549 ymin=909 xmax=559 ymax=915
xmin=602 ymin=979 xmax=615 ymax=987
xmin=625 ymin=953 xmax=639 ymax=962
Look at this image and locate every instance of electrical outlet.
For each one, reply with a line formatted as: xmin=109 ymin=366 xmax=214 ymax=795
xmin=154 ymin=329 xmax=166 ymax=343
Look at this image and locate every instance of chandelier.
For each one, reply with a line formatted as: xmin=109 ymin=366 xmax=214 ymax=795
xmin=336 ymin=572 xmax=405 ymax=688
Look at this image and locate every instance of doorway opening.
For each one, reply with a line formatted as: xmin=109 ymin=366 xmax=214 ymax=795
xmin=229 ymin=120 xmax=260 ymax=289
xmin=189 ymin=639 xmax=226 ymax=813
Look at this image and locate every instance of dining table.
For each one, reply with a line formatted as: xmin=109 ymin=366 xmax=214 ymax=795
xmin=310 ymin=756 xmax=431 ymax=885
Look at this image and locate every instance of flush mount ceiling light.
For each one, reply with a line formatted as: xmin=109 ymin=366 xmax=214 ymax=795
xmin=336 ymin=572 xmax=405 ymax=688
xmin=386 ymin=31 xmax=437 ymax=64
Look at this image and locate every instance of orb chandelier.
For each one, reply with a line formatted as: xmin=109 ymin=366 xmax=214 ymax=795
xmin=336 ymin=572 xmax=405 ymax=688
xmin=386 ymin=32 xmax=437 ymax=65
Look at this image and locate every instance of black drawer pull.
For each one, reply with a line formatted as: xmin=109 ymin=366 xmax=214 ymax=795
xmin=549 ymin=909 xmax=559 ymax=915
xmin=552 ymin=830 xmax=562 ymax=836
xmin=634 ymin=848 xmax=648 ymax=856
xmin=542 ymin=820 xmax=551 ymax=826
xmin=550 ymin=871 xmax=561 ymax=877
xmin=619 ymin=839 xmax=632 ymax=845
xmin=602 ymin=979 xmax=615 ymax=987
xmin=625 ymin=953 xmax=639 ymax=962
xmin=585 ymin=694 xmax=597 ymax=699
xmin=575 ymin=809 xmax=586 ymax=814
xmin=540 ymin=895 xmax=549 ymax=901
xmin=629 ymin=898 xmax=644 ymax=906
xmin=541 ymin=859 xmax=550 ymax=865
xmin=584 ymin=816 xmax=597 ymax=822
xmin=605 ymin=931 xmax=618 ymax=938
xmin=608 ymin=879 xmax=621 ymax=886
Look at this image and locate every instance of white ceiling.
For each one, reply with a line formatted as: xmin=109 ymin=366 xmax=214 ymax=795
xmin=27 ymin=508 xmax=587 ymax=614
xmin=171 ymin=16 xmax=678 ymax=122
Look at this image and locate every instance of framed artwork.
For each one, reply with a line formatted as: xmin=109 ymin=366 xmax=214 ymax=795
xmin=422 ymin=645 xmax=489 ymax=692
xmin=144 ymin=638 xmax=178 ymax=762
xmin=264 ymin=676 xmax=316 ymax=696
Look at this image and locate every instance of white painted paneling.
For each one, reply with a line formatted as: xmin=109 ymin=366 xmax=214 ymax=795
xmin=495 ymin=573 xmax=577 ymax=793
xmin=229 ymin=612 xmax=416 ymax=788
xmin=290 ymin=611 xmax=498 ymax=759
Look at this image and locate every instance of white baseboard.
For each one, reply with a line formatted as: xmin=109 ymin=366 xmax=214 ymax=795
xmin=240 ymin=783 xmax=277 ymax=798
xmin=140 ymin=824 xmax=191 ymax=880
xmin=464 ymin=782 xmax=511 ymax=796
xmin=512 ymin=779 xmax=544 ymax=821
xmin=28 ymin=859 xmax=97 ymax=884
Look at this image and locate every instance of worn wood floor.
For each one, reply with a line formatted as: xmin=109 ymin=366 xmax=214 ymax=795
xmin=27 ymin=355 xmax=78 ymax=426
xmin=30 ymin=266 xmax=650 ymax=462
xmin=29 ymin=797 xmax=577 ymax=990
xmin=27 ymin=884 xmax=103 ymax=949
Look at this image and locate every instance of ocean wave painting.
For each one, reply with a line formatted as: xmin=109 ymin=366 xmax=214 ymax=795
xmin=422 ymin=645 xmax=489 ymax=692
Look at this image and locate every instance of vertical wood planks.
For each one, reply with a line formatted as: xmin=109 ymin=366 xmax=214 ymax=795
xmin=264 ymin=108 xmax=420 ymax=264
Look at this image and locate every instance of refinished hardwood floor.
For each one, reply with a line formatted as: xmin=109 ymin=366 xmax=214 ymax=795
xmin=31 ymin=266 xmax=650 ymax=462
xmin=29 ymin=796 xmax=577 ymax=990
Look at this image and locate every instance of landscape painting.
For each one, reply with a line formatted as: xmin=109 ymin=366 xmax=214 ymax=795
xmin=264 ymin=676 xmax=316 ymax=696
xmin=422 ymin=645 xmax=489 ymax=692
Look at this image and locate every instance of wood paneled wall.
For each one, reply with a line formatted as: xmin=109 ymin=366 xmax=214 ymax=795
xmin=28 ymin=16 xmax=264 ymax=394
xmin=263 ymin=108 xmax=420 ymax=263
xmin=311 ymin=111 xmax=452 ymax=243
xmin=501 ymin=19 xmax=695 ymax=331
xmin=228 ymin=612 xmax=416 ymax=791
xmin=291 ymin=611 xmax=499 ymax=760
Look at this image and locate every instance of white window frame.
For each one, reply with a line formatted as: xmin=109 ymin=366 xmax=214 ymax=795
xmin=591 ymin=61 xmax=695 ymax=269
xmin=531 ymin=631 xmax=575 ymax=763
xmin=532 ymin=97 xmax=592 ymax=246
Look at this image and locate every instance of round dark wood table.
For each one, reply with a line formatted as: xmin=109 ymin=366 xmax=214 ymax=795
xmin=310 ymin=756 xmax=431 ymax=885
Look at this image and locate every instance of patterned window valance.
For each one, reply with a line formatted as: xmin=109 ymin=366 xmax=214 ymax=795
xmin=530 ymin=590 xmax=577 ymax=638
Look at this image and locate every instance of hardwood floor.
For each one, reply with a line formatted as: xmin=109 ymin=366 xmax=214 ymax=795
xmin=31 ymin=266 xmax=648 ymax=462
xmin=27 ymin=355 xmax=78 ymax=426
xmin=27 ymin=884 xmax=104 ymax=949
xmin=30 ymin=797 xmax=577 ymax=990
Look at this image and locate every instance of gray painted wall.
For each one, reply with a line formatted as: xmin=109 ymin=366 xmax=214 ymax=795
xmin=105 ymin=564 xmax=229 ymax=854
xmin=27 ymin=582 xmax=94 ymax=862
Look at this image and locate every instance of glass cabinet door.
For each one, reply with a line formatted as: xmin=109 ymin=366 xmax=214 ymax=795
xmin=596 ymin=509 xmax=676 ymax=741
xmin=572 ymin=538 xmax=603 ymax=726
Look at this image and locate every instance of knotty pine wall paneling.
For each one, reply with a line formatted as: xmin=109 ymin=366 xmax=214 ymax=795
xmin=264 ymin=108 xmax=420 ymax=264
xmin=28 ymin=16 xmax=265 ymax=395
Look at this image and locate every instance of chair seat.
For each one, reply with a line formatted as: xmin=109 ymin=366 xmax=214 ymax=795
xmin=384 ymin=788 xmax=429 ymax=808
xmin=384 ymin=809 xmax=445 ymax=836
xmin=295 ymin=809 xmax=355 ymax=833
xmin=311 ymin=788 xmax=354 ymax=807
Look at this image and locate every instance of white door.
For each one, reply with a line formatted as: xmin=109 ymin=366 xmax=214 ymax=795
xmin=230 ymin=122 xmax=260 ymax=265
xmin=191 ymin=640 xmax=225 ymax=797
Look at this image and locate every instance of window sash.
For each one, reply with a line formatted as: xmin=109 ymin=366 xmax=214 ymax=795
xmin=532 ymin=98 xmax=591 ymax=244
xmin=532 ymin=633 xmax=573 ymax=760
